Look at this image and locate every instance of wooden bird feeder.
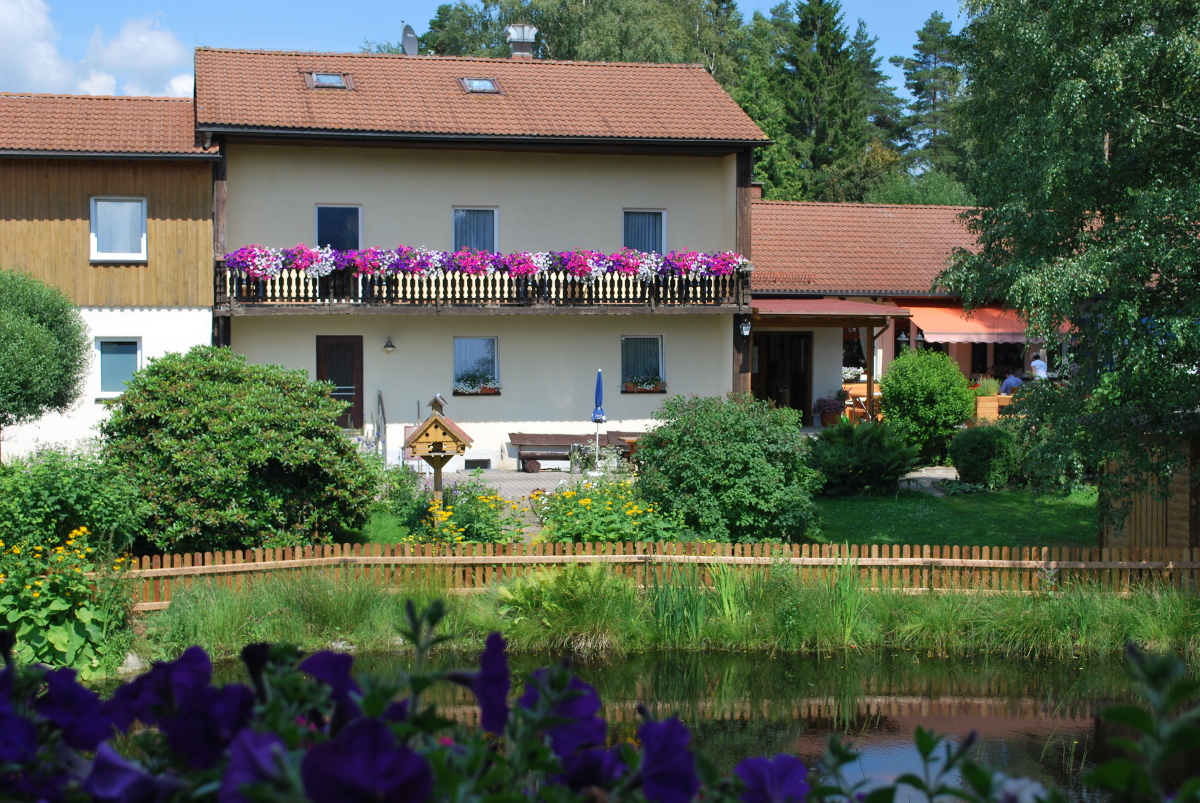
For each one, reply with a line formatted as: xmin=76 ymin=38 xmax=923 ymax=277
xmin=403 ymin=394 xmax=473 ymax=502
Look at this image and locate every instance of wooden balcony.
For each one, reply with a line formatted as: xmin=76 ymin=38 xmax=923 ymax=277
xmin=215 ymin=265 xmax=747 ymax=315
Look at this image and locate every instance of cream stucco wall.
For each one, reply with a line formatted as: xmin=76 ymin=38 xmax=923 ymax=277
xmin=225 ymin=145 xmax=737 ymax=255
xmin=3 ymin=307 xmax=212 ymax=458
xmin=231 ymin=313 xmax=733 ymax=469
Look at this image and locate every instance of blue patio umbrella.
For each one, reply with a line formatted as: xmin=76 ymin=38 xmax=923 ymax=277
xmin=590 ymin=369 xmax=605 ymax=470
xmin=591 ymin=369 xmax=606 ymax=424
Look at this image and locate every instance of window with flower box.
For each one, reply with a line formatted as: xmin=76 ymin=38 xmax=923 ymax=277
xmin=621 ymin=336 xmax=664 ymax=392
xmin=454 ymin=337 xmax=500 ymax=395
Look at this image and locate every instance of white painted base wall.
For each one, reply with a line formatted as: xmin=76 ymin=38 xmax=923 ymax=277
xmin=232 ymin=313 xmax=734 ymax=467
xmin=2 ymin=308 xmax=212 ymax=458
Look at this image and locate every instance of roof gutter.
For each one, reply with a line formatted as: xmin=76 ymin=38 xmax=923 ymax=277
xmin=0 ymin=149 xmax=222 ymax=161
xmin=194 ymin=124 xmax=771 ymax=150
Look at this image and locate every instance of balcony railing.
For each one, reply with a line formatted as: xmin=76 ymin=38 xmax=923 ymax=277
xmin=216 ymin=265 xmax=746 ymax=311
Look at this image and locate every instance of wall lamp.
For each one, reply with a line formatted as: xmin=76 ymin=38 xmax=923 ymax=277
xmin=384 ymin=336 xmax=396 ymax=354
xmin=739 ymin=319 xmax=752 ymax=337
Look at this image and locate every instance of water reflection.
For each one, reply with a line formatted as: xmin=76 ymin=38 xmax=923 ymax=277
xmin=213 ymin=650 xmax=1139 ymax=802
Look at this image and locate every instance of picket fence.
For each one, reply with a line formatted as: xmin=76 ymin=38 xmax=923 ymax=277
xmin=123 ymin=542 xmax=1200 ymax=612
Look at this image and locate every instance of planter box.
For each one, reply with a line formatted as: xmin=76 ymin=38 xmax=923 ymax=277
xmin=974 ymin=395 xmax=1013 ymax=421
xmin=819 ymin=411 xmax=842 ymax=427
xmin=453 ymin=387 xmax=501 ymax=396
xmin=623 ymin=382 xmax=666 ymax=393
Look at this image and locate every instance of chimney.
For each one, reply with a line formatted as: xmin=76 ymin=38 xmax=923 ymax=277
xmin=750 ymin=182 xmax=764 ymax=201
xmin=505 ymin=24 xmax=538 ymax=60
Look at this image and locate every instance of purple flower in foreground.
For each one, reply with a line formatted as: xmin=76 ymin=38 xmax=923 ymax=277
xmin=84 ymin=744 xmax=187 ymax=803
xmin=0 ymin=709 xmax=37 ymax=764
xmin=563 ymin=747 xmax=629 ymax=791
xmin=519 ymin=669 xmax=607 ymax=759
xmin=35 ymin=667 xmax=113 ymax=751
xmin=218 ymin=729 xmax=287 ymax=803
xmin=161 ymin=683 xmax=255 ymax=769
xmin=639 ymin=718 xmax=700 ymax=803
xmin=301 ymin=717 xmax=432 ymax=803
xmin=103 ymin=646 xmax=212 ymax=731
xmin=475 ymin=632 xmax=510 ymax=734
xmin=734 ymin=755 xmax=810 ymax=803
xmin=300 ymin=651 xmax=361 ymax=709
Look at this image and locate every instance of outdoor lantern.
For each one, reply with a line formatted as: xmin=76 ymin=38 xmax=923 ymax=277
xmin=915 ymin=330 xmax=925 ymax=345
xmin=740 ymin=319 xmax=752 ymax=337
xmin=897 ymin=332 xmax=910 ymax=345
xmin=384 ymin=336 xmax=396 ymax=354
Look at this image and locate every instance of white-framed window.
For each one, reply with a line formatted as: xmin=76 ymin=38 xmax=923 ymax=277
xmin=621 ymin=335 xmax=664 ymax=389
xmin=623 ymin=209 xmax=665 ymax=253
xmin=315 ymin=205 xmax=362 ymax=251
xmin=453 ymin=208 xmax=497 ymax=251
xmin=453 ymin=336 xmax=500 ymax=394
xmin=96 ymin=338 xmax=141 ymax=396
xmin=90 ymin=197 xmax=147 ymax=262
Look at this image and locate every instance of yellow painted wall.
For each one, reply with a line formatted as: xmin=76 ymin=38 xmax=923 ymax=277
xmin=225 ymin=145 xmax=737 ymax=254
xmin=231 ymin=312 xmax=732 ymax=467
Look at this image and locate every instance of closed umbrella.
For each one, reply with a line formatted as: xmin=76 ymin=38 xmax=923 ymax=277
xmin=590 ymin=369 xmax=606 ymax=469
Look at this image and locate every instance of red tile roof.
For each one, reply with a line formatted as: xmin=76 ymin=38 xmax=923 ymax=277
xmin=750 ymin=201 xmax=977 ymax=295
xmin=0 ymin=93 xmax=215 ymax=156
xmin=193 ymin=49 xmax=767 ymax=144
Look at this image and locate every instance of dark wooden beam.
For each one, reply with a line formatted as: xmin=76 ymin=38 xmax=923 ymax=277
xmin=732 ymin=315 xmax=751 ymax=394
xmin=735 ymin=149 xmax=753 ymax=259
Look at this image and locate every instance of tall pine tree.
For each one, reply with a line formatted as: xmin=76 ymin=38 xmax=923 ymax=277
xmin=849 ymin=19 xmax=906 ymax=150
xmin=890 ymin=12 xmax=965 ymax=175
xmin=779 ymin=0 xmax=869 ymax=195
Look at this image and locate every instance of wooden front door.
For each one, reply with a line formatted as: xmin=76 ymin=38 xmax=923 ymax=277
xmin=750 ymin=332 xmax=813 ymax=425
xmin=316 ymin=336 xmax=363 ymax=429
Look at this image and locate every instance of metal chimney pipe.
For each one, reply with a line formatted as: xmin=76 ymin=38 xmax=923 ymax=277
xmin=505 ymin=24 xmax=538 ymax=60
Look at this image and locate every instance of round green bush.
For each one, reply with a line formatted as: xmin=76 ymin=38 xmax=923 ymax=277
xmin=948 ymin=425 xmax=1020 ymax=489
xmin=632 ymin=393 xmax=822 ymax=542
xmin=101 ymin=346 xmax=379 ymax=553
xmin=879 ymin=348 xmax=975 ymax=461
xmin=809 ymin=419 xmax=919 ymax=496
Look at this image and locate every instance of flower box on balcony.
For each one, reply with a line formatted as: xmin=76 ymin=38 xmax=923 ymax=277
xmin=454 ymin=387 xmax=501 ymax=396
xmin=623 ymin=379 xmax=666 ymax=393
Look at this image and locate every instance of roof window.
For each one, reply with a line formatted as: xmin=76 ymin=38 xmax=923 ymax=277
xmin=460 ymin=77 xmax=501 ymax=94
xmin=310 ymin=72 xmax=350 ymax=89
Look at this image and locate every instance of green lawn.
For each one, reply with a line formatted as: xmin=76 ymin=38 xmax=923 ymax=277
xmin=812 ymin=488 xmax=1099 ymax=548
xmin=344 ymin=510 xmax=411 ymax=545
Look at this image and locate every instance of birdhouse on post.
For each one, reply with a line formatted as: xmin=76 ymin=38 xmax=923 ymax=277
xmin=403 ymin=395 xmax=472 ymax=503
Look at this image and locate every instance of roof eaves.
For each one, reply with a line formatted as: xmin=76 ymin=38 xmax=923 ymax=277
xmin=749 ymin=287 xmax=956 ymax=298
xmin=0 ymin=148 xmax=221 ymax=160
xmin=196 ymin=124 xmax=771 ymax=148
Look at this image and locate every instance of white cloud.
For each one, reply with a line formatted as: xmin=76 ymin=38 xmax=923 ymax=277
xmin=0 ymin=0 xmax=76 ymax=92
xmin=0 ymin=0 xmax=192 ymax=97
xmin=76 ymin=69 xmax=116 ymax=95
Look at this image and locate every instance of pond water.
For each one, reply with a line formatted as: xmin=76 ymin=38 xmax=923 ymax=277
xmin=212 ymin=650 xmax=1156 ymax=802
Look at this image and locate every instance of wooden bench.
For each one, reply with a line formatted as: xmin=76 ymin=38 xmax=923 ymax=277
xmin=509 ymin=432 xmax=639 ymax=472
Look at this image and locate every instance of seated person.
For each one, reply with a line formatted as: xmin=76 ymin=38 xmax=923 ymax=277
xmin=999 ymin=369 xmax=1024 ymax=395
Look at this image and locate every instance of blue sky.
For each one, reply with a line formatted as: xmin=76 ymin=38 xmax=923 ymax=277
xmin=0 ymin=0 xmax=962 ymax=97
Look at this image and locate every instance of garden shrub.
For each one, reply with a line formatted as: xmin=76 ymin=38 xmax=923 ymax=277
xmin=0 ymin=448 xmax=145 ymax=552
xmin=531 ymin=477 xmax=687 ymax=543
xmin=0 ymin=270 xmax=89 ymax=449
xmin=948 ymin=425 xmax=1021 ymax=489
xmin=408 ymin=470 xmax=525 ymax=545
xmin=808 ymin=420 xmax=919 ymax=496
xmin=381 ymin=463 xmax=425 ymax=528
xmin=0 ymin=526 xmax=130 ymax=677
xmin=878 ymin=348 xmax=975 ymax=461
xmin=633 ymin=393 xmax=822 ymax=542
xmin=100 ymin=346 xmax=378 ymax=553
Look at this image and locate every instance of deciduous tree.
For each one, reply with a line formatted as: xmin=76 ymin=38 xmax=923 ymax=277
xmin=939 ymin=0 xmax=1200 ymax=518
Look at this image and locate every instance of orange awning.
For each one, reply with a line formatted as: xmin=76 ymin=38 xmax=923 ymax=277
xmin=906 ymin=305 xmax=1028 ymax=343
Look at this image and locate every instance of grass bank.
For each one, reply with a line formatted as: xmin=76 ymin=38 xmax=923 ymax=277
xmin=813 ymin=488 xmax=1098 ymax=547
xmin=140 ymin=561 xmax=1198 ymax=663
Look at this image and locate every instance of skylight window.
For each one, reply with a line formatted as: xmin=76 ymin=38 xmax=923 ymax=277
xmin=460 ymin=77 xmax=501 ymax=94
xmin=312 ymin=73 xmax=348 ymax=88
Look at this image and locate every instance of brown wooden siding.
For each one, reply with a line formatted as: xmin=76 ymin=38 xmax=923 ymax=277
xmin=1100 ymin=442 xmax=1198 ymax=550
xmin=0 ymin=158 xmax=212 ymax=307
